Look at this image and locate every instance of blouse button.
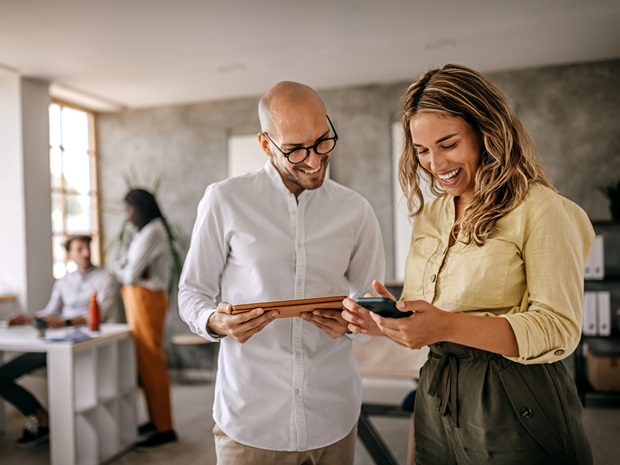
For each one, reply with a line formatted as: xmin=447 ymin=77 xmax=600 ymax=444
xmin=520 ymin=408 xmax=533 ymax=418
xmin=431 ymin=274 xmax=437 ymax=283
xmin=554 ymin=349 xmax=565 ymax=356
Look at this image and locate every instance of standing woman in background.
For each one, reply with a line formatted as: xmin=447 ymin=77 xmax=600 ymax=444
xmin=115 ymin=188 xmax=178 ymax=450
xmin=342 ymin=64 xmax=594 ymax=464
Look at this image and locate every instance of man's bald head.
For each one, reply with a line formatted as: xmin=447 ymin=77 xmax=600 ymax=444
xmin=258 ymin=81 xmax=326 ymax=135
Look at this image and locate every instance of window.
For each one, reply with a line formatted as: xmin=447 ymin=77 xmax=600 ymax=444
xmin=49 ymin=101 xmax=101 ymax=279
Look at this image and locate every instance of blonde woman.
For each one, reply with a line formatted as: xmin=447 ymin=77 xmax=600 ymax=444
xmin=343 ymin=64 xmax=593 ymax=464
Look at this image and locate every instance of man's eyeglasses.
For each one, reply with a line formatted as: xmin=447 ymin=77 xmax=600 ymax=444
xmin=263 ymin=115 xmax=338 ymax=164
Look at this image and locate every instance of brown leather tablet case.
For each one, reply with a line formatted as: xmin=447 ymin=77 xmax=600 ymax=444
xmin=231 ymin=295 xmax=347 ymax=318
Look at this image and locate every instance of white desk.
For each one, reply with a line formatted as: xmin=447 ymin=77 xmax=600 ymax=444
xmin=0 ymin=324 xmax=137 ymax=465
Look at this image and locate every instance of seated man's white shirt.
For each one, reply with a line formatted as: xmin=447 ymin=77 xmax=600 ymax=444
xmin=38 ymin=266 xmax=117 ymax=321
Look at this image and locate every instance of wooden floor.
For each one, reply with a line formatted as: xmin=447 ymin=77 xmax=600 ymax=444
xmin=1 ymin=377 xmax=619 ymax=465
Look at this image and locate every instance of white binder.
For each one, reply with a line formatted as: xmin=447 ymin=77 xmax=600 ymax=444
xmin=584 ymin=235 xmax=604 ymax=279
xmin=597 ymin=291 xmax=611 ymax=336
xmin=582 ymin=291 xmax=598 ymax=336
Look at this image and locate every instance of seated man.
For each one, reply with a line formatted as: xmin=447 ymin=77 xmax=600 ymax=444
xmin=0 ymin=235 xmax=116 ymax=447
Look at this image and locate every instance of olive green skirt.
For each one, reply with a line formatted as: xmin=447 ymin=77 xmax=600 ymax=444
xmin=414 ymin=342 xmax=592 ymax=465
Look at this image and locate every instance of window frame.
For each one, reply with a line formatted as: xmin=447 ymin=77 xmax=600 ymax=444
xmin=49 ymin=99 xmax=102 ymax=278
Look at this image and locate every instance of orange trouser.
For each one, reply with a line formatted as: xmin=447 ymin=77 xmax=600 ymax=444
xmin=121 ymin=285 xmax=173 ymax=432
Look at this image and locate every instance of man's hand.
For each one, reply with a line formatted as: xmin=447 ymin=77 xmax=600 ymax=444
xmin=299 ymin=309 xmax=349 ymax=339
xmin=207 ymin=301 xmax=279 ymax=344
xmin=341 ymin=280 xmax=394 ymax=336
xmin=44 ymin=316 xmax=66 ymax=329
xmin=6 ymin=313 xmax=33 ymax=326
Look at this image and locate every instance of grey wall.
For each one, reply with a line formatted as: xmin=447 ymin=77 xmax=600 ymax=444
xmin=490 ymin=62 xmax=620 ymax=217
xmin=97 ymin=59 xmax=620 ymax=362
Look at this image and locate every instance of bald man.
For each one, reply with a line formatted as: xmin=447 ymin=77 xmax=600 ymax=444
xmin=179 ymin=81 xmax=385 ymax=465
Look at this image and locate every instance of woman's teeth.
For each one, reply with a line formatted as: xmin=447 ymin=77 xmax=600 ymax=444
xmin=438 ymin=168 xmax=461 ymax=182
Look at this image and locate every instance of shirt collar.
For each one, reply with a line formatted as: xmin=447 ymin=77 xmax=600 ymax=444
xmin=263 ymin=159 xmax=320 ymax=201
xmin=78 ymin=265 xmax=97 ymax=277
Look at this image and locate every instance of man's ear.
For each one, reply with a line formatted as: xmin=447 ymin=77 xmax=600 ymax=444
xmin=257 ymin=133 xmax=273 ymax=158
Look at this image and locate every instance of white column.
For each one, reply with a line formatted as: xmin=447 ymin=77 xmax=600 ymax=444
xmin=0 ymin=68 xmax=53 ymax=312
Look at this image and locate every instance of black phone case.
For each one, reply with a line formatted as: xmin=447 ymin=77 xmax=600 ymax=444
xmin=356 ymin=297 xmax=413 ymax=318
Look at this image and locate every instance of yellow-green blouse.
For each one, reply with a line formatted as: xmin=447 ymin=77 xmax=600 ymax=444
xmin=401 ymin=183 xmax=595 ymax=364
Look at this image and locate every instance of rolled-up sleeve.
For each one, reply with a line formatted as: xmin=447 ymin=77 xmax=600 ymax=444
xmin=502 ymin=199 xmax=594 ymax=364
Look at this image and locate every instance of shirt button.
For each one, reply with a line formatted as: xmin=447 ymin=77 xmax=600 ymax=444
xmin=554 ymin=349 xmax=565 ymax=356
xmin=295 ymin=351 xmax=301 ymax=358
xmin=431 ymin=274 xmax=437 ymax=283
xmin=294 ymin=388 xmax=300 ymax=395
xmin=520 ymin=407 xmax=533 ymax=418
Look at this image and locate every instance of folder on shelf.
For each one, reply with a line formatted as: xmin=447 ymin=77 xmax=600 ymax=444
xmin=597 ymin=291 xmax=611 ymax=336
xmin=583 ymin=291 xmax=598 ymax=336
xmin=584 ymin=235 xmax=604 ymax=279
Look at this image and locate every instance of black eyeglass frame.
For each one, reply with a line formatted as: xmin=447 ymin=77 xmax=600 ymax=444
xmin=263 ymin=115 xmax=339 ymax=165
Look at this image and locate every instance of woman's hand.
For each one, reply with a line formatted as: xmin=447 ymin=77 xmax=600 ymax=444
xmin=369 ymin=299 xmax=451 ymax=349
xmin=341 ymin=280 xmax=395 ymax=336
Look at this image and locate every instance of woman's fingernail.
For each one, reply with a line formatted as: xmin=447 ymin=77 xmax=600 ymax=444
xmin=396 ymin=301 xmax=405 ymax=308
xmin=357 ymin=319 xmax=364 ymax=325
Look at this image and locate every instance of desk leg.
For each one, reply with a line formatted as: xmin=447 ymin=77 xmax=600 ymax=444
xmin=47 ymin=350 xmax=76 ymax=465
xmin=358 ymin=407 xmax=401 ymax=465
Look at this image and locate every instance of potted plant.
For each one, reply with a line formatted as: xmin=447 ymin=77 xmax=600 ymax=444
xmin=599 ymin=179 xmax=620 ymax=221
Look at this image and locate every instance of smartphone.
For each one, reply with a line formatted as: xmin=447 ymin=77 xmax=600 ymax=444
xmin=356 ymin=297 xmax=413 ymax=318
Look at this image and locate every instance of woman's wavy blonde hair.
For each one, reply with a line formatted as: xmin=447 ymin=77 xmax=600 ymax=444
xmin=399 ymin=64 xmax=555 ymax=245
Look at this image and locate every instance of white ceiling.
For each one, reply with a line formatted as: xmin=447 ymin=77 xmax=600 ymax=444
xmin=1 ymin=0 xmax=620 ymax=111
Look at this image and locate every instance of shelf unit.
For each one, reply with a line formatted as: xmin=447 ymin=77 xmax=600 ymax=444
xmin=71 ymin=335 xmax=137 ymax=464
xmin=0 ymin=325 xmax=137 ymax=465
xmin=575 ymin=221 xmax=620 ymax=406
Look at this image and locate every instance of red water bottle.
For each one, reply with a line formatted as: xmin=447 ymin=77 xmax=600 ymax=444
xmin=89 ymin=292 xmax=100 ymax=332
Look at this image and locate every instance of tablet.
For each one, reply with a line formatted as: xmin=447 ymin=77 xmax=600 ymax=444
xmin=231 ymin=295 xmax=347 ymax=318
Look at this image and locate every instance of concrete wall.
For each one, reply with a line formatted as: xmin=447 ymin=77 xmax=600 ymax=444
xmin=97 ymin=59 xmax=620 ymax=363
xmin=490 ymin=61 xmax=620 ymax=218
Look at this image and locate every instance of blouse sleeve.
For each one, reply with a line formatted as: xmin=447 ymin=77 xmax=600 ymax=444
xmin=501 ymin=198 xmax=594 ymax=364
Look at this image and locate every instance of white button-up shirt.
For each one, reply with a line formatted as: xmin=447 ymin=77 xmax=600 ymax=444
xmin=179 ymin=161 xmax=385 ymax=451
xmin=38 ymin=266 xmax=117 ymax=321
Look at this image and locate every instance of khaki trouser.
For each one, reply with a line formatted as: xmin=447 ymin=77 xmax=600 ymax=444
xmin=122 ymin=285 xmax=174 ymax=432
xmin=414 ymin=342 xmax=592 ymax=465
xmin=213 ymin=423 xmax=357 ymax=465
